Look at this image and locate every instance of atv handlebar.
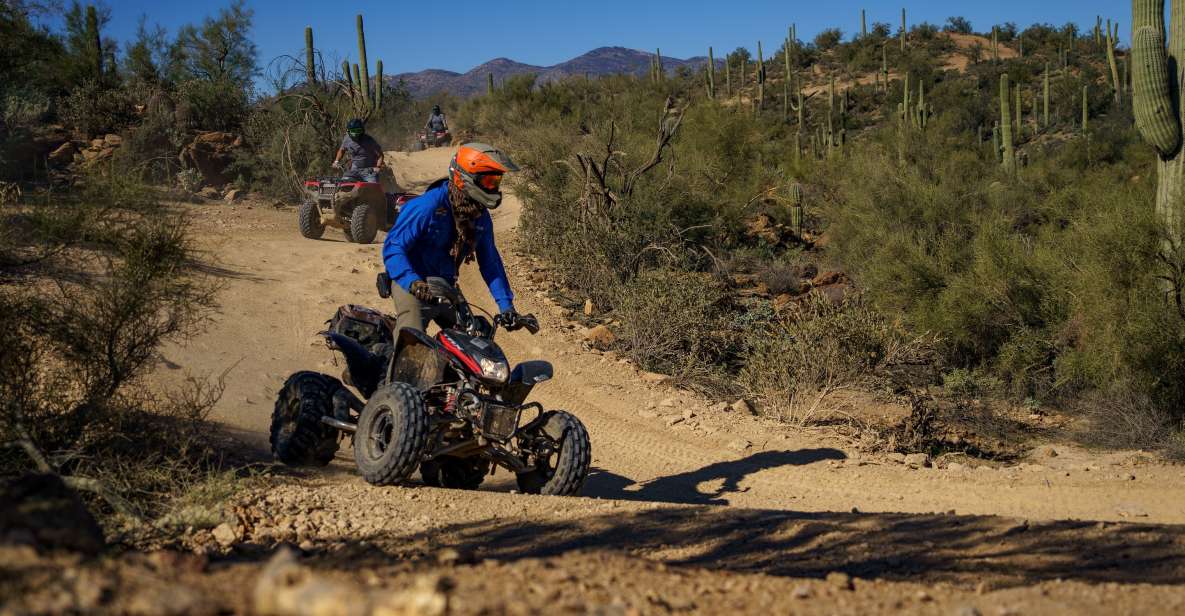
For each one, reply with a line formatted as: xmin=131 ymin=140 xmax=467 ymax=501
xmin=422 ymin=277 xmax=539 ymax=336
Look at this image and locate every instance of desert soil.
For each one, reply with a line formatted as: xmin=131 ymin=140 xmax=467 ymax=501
xmin=6 ymin=148 xmax=1185 ymax=615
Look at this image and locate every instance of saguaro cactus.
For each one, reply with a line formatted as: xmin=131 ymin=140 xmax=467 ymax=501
xmin=488 ymin=72 xmax=494 ymax=95
xmin=861 ymin=9 xmax=868 ymax=38
xmin=707 ymin=47 xmax=716 ymax=99
xmin=1000 ymin=74 xmax=1016 ymax=176
xmin=1133 ymin=0 xmax=1185 ymax=267
xmin=1044 ymin=62 xmax=1051 ymax=127
xmin=1082 ymin=85 xmax=1089 ymax=131
xmin=756 ymin=41 xmax=766 ymax=112
xmin=305 ymin=27 xmax=316 ymax=85
xmin=788 ymin=183 xmax=804 ymax=238
xmin=86 ymin=5 xmax=102 ymax=79
xmin=900 ymin=8 xmax=907 ymax=52
xmin=357 ymin=15 xmax=370 ymax=104
xmin=342 ymin=61 xmax=354 ymax=93
xmin=1106 ymin=19 xmax=1122 ymax=101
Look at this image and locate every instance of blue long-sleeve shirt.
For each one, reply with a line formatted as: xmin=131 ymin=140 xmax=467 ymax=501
xmin=382 ymin=182 xmax=515 ymax=312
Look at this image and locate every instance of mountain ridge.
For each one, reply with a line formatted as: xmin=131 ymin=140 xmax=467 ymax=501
xmin=388 ymin=46 xmax=717 ymax=99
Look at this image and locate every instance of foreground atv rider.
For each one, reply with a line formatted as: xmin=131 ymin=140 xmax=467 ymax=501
xmin=382 ymin=142 xmax=520 ymax=333
xmin=425 ymin=104 xmax=449 ymax=134
xmin=332 ymin=118 xmax=385 ymax=183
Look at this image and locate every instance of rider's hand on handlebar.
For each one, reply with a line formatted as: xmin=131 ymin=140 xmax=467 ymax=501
xmin=331 ymin=160 xmax=342 ymax=170
xmin=497 ymin=310 xmax=540 ymax=333
xmin=410 ymin=280 xmax=436 ymax=302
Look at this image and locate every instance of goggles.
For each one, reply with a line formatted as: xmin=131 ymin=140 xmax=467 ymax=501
xmin=348 ymin=128 xmax=363 ymax=137
xmin=475 ymin=172 xmax=503 ymax=192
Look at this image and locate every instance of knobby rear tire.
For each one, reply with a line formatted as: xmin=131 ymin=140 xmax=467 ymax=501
xmin=349 ymin=203 xmax=378 ymax=244
xmin=270 ymin=372 xmax=341 ymax=466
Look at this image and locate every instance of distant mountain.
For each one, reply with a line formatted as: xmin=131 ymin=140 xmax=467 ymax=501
xmin=388 ymin=47 xmax=718 ymax=99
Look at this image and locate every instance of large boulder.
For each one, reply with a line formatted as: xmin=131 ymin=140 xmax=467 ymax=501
xmin=179 ymin=131 xmax=243 ymax=188
xmin=0 ymin=474 xmax=104 ymax=555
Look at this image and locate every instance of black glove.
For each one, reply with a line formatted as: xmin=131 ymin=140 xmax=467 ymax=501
xmin=496 ymin=309 xmax=520 ymax=329
xmin=409 ymin=280 xmax=435 ymax=302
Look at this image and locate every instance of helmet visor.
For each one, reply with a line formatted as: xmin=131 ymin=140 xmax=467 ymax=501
xmin=475 ymin=172 xmax=503 ymax=192
xmin=348 ymin=128 xmax=363 ymax=138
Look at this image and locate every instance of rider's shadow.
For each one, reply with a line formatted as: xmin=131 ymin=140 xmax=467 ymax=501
xmin=584 ymin=448 xmax=846 ymax=506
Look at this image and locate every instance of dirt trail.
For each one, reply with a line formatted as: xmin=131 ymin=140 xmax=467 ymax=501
xmin=146 ymin=148 xmax=1185 ymax=614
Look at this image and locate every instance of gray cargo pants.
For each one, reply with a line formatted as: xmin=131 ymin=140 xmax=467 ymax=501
xmin=391 ymin=283 xmax=457 ymax=334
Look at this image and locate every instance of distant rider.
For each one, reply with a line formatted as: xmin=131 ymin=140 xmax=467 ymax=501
xmin=332 ymin=118 xmax=385 ymax=182
xmin=425 ymin=104 xmax=449 ymax=136
xmin=382 ymin=143 xmax=520 ymax=333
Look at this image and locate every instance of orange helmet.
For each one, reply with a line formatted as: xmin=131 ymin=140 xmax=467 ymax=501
xmin=449 ymin=142 xmax=519 ymax=209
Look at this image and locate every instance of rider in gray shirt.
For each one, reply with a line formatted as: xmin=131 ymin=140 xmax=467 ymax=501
xmin=332 ymin=118 xmax=385 ymax=182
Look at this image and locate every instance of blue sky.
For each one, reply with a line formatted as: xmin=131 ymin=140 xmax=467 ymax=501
xmin=88 ymin=1 xmax=1128 ymax=77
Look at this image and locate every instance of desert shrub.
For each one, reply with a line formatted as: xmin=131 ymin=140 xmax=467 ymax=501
xmin=175 ymin=77 xmax=250 ymax=132
xmin=740 ymin=293 xmax=938 ymax=423
xmin=814 ymin=28 xmax=843 ymax=51
xmin=613 ymin=269 xmax=736 ymax=388
xmin=0 ymin=171 xmax=226 ymax=524
xmin=59 ymin=79 xmax=137 ymax=137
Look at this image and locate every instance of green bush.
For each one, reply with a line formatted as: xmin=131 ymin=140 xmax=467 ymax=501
xmin=59 ymin=79 xmax=137 ymax=137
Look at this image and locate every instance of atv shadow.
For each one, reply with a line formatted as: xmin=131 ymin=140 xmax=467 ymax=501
xmin=583 ymin=448 xmax=846 ymax=505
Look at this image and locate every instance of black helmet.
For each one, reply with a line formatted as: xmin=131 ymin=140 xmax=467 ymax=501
xmin=432 ymin=104 xmax=441 ymax=114
xmin=347 ymin=118 xmax=364 ymax=138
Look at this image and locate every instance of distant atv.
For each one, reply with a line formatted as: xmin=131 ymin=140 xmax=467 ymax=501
xmin=299 ymin=169 xmax=416 ymax=244
xmin=269 ymin=277 xmax=591 ymax=496
xmin=412 ymin=129 xmax=451 ymax=151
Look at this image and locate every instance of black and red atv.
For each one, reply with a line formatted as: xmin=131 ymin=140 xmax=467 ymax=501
xmin=269 ymin=277 xmax=592 ymax=496
xmin=299 ymin=169 xmax=417 ymax=244
xmin=412 ymin=129 xmax=451 ymax=151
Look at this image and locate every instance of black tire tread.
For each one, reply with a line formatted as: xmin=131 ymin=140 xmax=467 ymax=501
xmin=350 ymin=203 xmax=378 ymax=244
xmin=354 ymin=382 xmax=430 ymax=485
xmin=270 ymin=371 xmax=340 ymax=466
xmin=298 ymin=199 xmax=325 ymax=240
xmin=517 ymin=411 xmax=591 ymax=496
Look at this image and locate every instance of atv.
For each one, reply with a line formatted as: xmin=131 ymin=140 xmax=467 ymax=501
xmin=298 ymin=168 xmax=417 ymax=244
xmin=412 ymin=129 xmax=451 ymax=151
xmin=269 ymin=277 xmax=592 ymax=496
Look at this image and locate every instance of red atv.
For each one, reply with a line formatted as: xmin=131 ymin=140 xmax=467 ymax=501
xmin=299 ymin=169 xmax=417 ymax=244
xmin=413 ymin=129 xmax=451 ymax=151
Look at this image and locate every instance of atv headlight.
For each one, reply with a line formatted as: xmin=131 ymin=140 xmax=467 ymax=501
xmin=479 ymin=357 xmax=510 ymax=383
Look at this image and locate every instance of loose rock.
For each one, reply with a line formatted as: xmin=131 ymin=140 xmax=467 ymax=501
xmin=825 ymin=571 xmax=853 ymax=591
xmin=583 ymin=325 xmax=616 ymax=349
xmin=904 ymin=453 xmax=931 ymax=469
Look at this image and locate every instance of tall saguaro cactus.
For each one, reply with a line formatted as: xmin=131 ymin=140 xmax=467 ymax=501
xmin=1133 ymin=0 xmax=1185 ymax=271
xmin=356 ymin=15 xmax=370 ymax=104
xmin=900 ymin=8 xmax=907 ymax=52
xmin=707 ymin=47 xmax=716 ymax=99
xmin=86 ymin=5 xmax=102 ymax=80
xmin=1043 ymin=62 xmax=1051 ymax=127
xmin=305 ymin=27 xmax=316 ymax=85
xmin=756 ymin=41 xmax=766 ymax=112
xmin=861 ymin=9 xmax=868 ymax=38
xmin=1106 ymin=19 xmax=1122 ymax=101
xmin=1000 ymin=74 xmax=1016 ymax=176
